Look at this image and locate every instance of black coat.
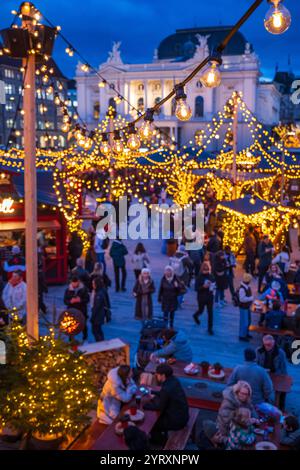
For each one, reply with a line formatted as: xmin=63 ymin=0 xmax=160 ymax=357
xmin=214 ymin=258 xmax=228 ymax=290
xmin=133 ymin=279 xmax=155 ymax=320
xmin=207 ymin=235 xmax=221 ymax=253
xmin=158 ymin=276 xmax=181 ymax=312
xmin=91 ymin=288 xmax=110 ymax=325
xmin=195 ymin=273 xmax=215 ymax=300
xmin=64 ymin=284 xmax=90 ymax=317
xmin=258 ymin=241 xmax=274 ymax=268
xmin=144 ymin=376 xmax=189 ymax=430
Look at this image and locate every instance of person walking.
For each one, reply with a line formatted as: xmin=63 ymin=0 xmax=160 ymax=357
xmin=213 ymin=251 xmax=228 ymax=307
xmin=94 ymin=230 xmax=109 ymax=275
xmin=224 ymin=245 xmax=236 ymax=301
xmin=90 ymin=276 xmax=111 ymax=341
xmin=64 ymin=275 xmax=90 ymax=341
xmin=243 ymin=226 xmax=257 ymax=276
xmin=89 ymin=262 xmax=111 ymax=290
xmin=109 ymin=238 xmax=128 ymax=292
xmin=158 ymin=266 xmax=182 ymax=328
xmin=193 ymin=262 xmax=215 ymax=335
xmin=133 ymin=268 xmax=155 ymax=321
xmin=238 ymin=273 xmax=254 ymax=342
xmin=257 ymin=235 xmax=274 ymax=293
xmin=131 ymin=243 xmax=150 ymax=280
xmin=71 ymin=258 xmax=90 ymax=289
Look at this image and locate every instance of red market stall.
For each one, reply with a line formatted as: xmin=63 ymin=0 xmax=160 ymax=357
xmin=0 ymin=169 xmax=67 ymax=285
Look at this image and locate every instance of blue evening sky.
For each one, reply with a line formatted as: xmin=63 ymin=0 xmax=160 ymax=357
xmin=1 ymin=0 xmax=299 ymax=79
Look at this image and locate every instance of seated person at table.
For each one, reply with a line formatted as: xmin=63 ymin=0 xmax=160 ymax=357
xmin=261 ymin=265 xmax=288 ymax=300
xmin=217 ymin=381 xmax=258 ymax=436
xmin=256 ymin=335 xmax=287 ymax=375
xmin=226 ymin=407 xmax=256 ymax=450
xmin=150 ymin=328 xmax=192 ymax=363
xmin=124 ymin=426 xmax=150 ymax=451
xmin=283 ymin=307 xmax=300 ymax=337
xmin=259 ymin=280 xmax=284 ymax=326
xmin=143 ymin=364 xmax=189 ymax=445
xmin=197 ymin=420 xmax=226 ymax=450
xmin=265 ymin=300 xmax=286 ymax=330
xmin=280 ymin=415 xmax=300 ymax=450
xmin=227 ymin=348 xmax=273 ymax=405
xmin=97 ymin=365 xmax=137 ymax=424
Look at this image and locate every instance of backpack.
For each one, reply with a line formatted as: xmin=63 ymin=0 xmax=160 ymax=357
xmin=169 ymin=256 xmax=185 ymax=277
xmin=232 ymin=285 xmax=247 ymax=307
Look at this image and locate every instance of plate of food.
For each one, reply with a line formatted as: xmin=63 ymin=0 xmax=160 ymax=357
xmin=184 ymin=363 xmax=199 ymax=375
xmin=255 ymin=441 xmax=277 ymax=451
xmin=124 ymin=409 xmax=145 ymax=422
xmin=208 ymin=368 xmax=225 ymax=380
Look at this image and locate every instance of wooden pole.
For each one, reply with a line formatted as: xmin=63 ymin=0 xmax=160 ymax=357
xmin=22 ymin=3 xmax=39 ymax=339
xmin=232 ymin=93 xmax=238 ymax=198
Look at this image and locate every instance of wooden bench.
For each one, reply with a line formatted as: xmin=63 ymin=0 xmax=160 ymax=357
xmin=66 ymin=411 xmax=107 ymax=450
xmin=163 ymin=408 xmax=199 ymax=451
xmin=249 ymin=325 xmax=299 ymax=338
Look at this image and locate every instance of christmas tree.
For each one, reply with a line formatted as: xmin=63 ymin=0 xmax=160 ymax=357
xmin=0 ymin=316 xmax=96 ymax=437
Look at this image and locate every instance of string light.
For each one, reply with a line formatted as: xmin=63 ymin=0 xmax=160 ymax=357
xmin=200 ymin=55 xmax=222 ymax=88
xmin=139 ymin=109 xmax=155 ymax=141
xmin=264 ymin=0 xmax=291 ymax=35
xmin=174 ymin=85 xmax=192 ymax=121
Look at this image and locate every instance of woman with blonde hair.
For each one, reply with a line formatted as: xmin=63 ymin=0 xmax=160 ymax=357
xmin=217 ymin=381 xmax=257 ymax=436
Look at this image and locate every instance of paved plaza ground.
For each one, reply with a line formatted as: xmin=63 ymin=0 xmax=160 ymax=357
xmin=45 ymin=237 xmax=300 ymax=417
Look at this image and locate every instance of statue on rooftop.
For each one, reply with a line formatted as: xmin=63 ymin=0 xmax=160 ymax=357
xmin=107 ymin=41 xmax=123 ymax=65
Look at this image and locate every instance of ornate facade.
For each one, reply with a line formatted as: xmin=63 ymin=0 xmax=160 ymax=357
xmin=76 ymin=27 xmax=281 ymax=150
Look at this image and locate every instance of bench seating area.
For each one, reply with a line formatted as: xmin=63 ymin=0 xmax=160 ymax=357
xmin=163 ymin=408 xmax=199 ymax=451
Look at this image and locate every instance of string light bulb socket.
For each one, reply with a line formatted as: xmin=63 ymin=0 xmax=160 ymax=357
xmin=174 ymin=85 xmax=192 ymax=121
xmin=139 ymin=108 xmax=155 ymax=141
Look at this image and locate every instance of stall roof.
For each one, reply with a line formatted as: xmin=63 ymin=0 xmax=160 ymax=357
xmin=12 ymin=171 xmax=58 ymax=206
xmin=218 ymin=195 xmax=276 ymax=215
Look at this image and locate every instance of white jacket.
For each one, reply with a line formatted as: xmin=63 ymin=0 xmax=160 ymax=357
xmin=2 ymin=281 xmax=27 ymax=319
xmin=97 ymin=367 xmax=137 ymax=424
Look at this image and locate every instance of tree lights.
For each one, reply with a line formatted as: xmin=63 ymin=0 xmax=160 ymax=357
xmin=264 ymin=0 xmax=291 ymax=35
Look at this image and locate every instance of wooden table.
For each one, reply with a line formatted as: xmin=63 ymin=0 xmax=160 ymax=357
xmin=251 ymin=301 xmax=298 ymax=317
xmin=91 ymin=397 xmax=159 ymax=451
xmin=288 ymin=284 xmax=300 ymax=300
xmin=144 ymin=360 xmax=293 ymax=411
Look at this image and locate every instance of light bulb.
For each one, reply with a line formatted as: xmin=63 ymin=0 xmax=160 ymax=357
xmin=83 ymin=138 xmax=93 ymax=150
xmin=100 ymin=141 xmax=111 ymax=155
xmin=62 ymin=113 xmax=69 ymax=123
xmin=200 ymin=61 xmax=222 ymax=88
xmin=139 ymin=109 xmax=155 ymax=141
xmin=127 ymin=134 xmax=141 ymax=150
xmin=264 ymin=0 xmax=291 ymax=34
xmin=61 ymin=123 xmax=70 ymax=133
xmin=74 ymin=127 xmax=83 ymax=140
xmin=175 ymin=98 xmax=192 ymax=121
xmin=113 ymin=140 xmax=124 ymax=153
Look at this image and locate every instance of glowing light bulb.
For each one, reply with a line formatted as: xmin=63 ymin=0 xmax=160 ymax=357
xmin=127 ymin=133 xmax=141 ymax=150
xmin=112 ymin=131 xmax=124 ymax=153
xmin=83 ymin=138 xmax=93 ymax=150
xmin=61 ymin=122 xmax=70 ymax=133
xmin=100 ymin=140 xmax=111 ymax=155
xmin=175 ymin=98 xmax=192 ymax=121
xmin=200 ymin=61 xmax=222 ymax=88
xmin=264 ymin=0 xmax=291 ymax=34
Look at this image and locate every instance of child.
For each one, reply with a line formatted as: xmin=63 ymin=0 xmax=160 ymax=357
xmin=226 ymin=407 xmax=256 ymax=450
xmin=280 ymin=415 xmax=300 ymax=450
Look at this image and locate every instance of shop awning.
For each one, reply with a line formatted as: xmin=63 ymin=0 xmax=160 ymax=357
xmin=0 ymin=219 xmax=61 ymax=231
xmin=12 ymin=171 xmax=58 ymax=206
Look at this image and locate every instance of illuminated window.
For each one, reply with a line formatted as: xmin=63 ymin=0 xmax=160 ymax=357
xmin=93 ymin=101 xmax=100 ymax=120
xmin=137 ymin=97 xmax=144 ymax=112
xmin=138 ymin=83 xmax=144 ymax=91
xmin=4 ymin=69 xmax=14 ymax=79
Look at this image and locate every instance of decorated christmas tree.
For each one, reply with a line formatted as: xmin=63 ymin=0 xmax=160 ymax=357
xmin=0 ymin=316 xmax=96 ymax=437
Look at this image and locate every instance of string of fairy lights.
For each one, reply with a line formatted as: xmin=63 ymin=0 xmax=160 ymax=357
xmin=0 ymin=0 xmax=299 ymax=248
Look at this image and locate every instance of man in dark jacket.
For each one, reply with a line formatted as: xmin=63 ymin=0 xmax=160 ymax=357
xmin=258 ymin=235 xmax=274 ymax=292
xmin=109 ymin=239 xmax=128 ymax=292
xmin=207 ymin=230 xmax=221 ymax=254
xmin=264 ymin=300 xmax=285 ymax=330
xmin=144 ymin=364 xmax=189 ymax=445
xmin=256 ymin=335 xmax=287 ymax=375
xmin=64 ymin=276 xmax=90 ymax=341
xmin=243 ymin=226 xmax=257 ymax=276
xmin=193 ymin=262 xmax=215 ymax=335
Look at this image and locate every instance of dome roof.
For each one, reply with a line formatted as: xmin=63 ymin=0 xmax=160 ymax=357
xmin=157 ymin=26 xmax=251 ymax=61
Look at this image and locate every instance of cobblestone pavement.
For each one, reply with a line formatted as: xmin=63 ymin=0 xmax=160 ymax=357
xmin=44 ymin=237 xmax=300 ymax=417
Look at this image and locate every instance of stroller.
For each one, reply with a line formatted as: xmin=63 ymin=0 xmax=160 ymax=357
xmin=134 ymin=318 xmax=167 ymax=370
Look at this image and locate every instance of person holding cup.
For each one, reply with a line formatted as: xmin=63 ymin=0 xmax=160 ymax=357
xmin=97 ymin=365 xmax=137 ymax=424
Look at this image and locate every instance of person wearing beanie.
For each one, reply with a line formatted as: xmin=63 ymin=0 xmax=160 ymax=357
xmin=197 ymin=420 xmax=226 ymax=450
xmin=227 ymin=348 xmax=273 ymax=405
xmin=280 ymin=415 xmax=300 ymax=450
xmin=238 ymin=273 xmax=254 ymax=341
